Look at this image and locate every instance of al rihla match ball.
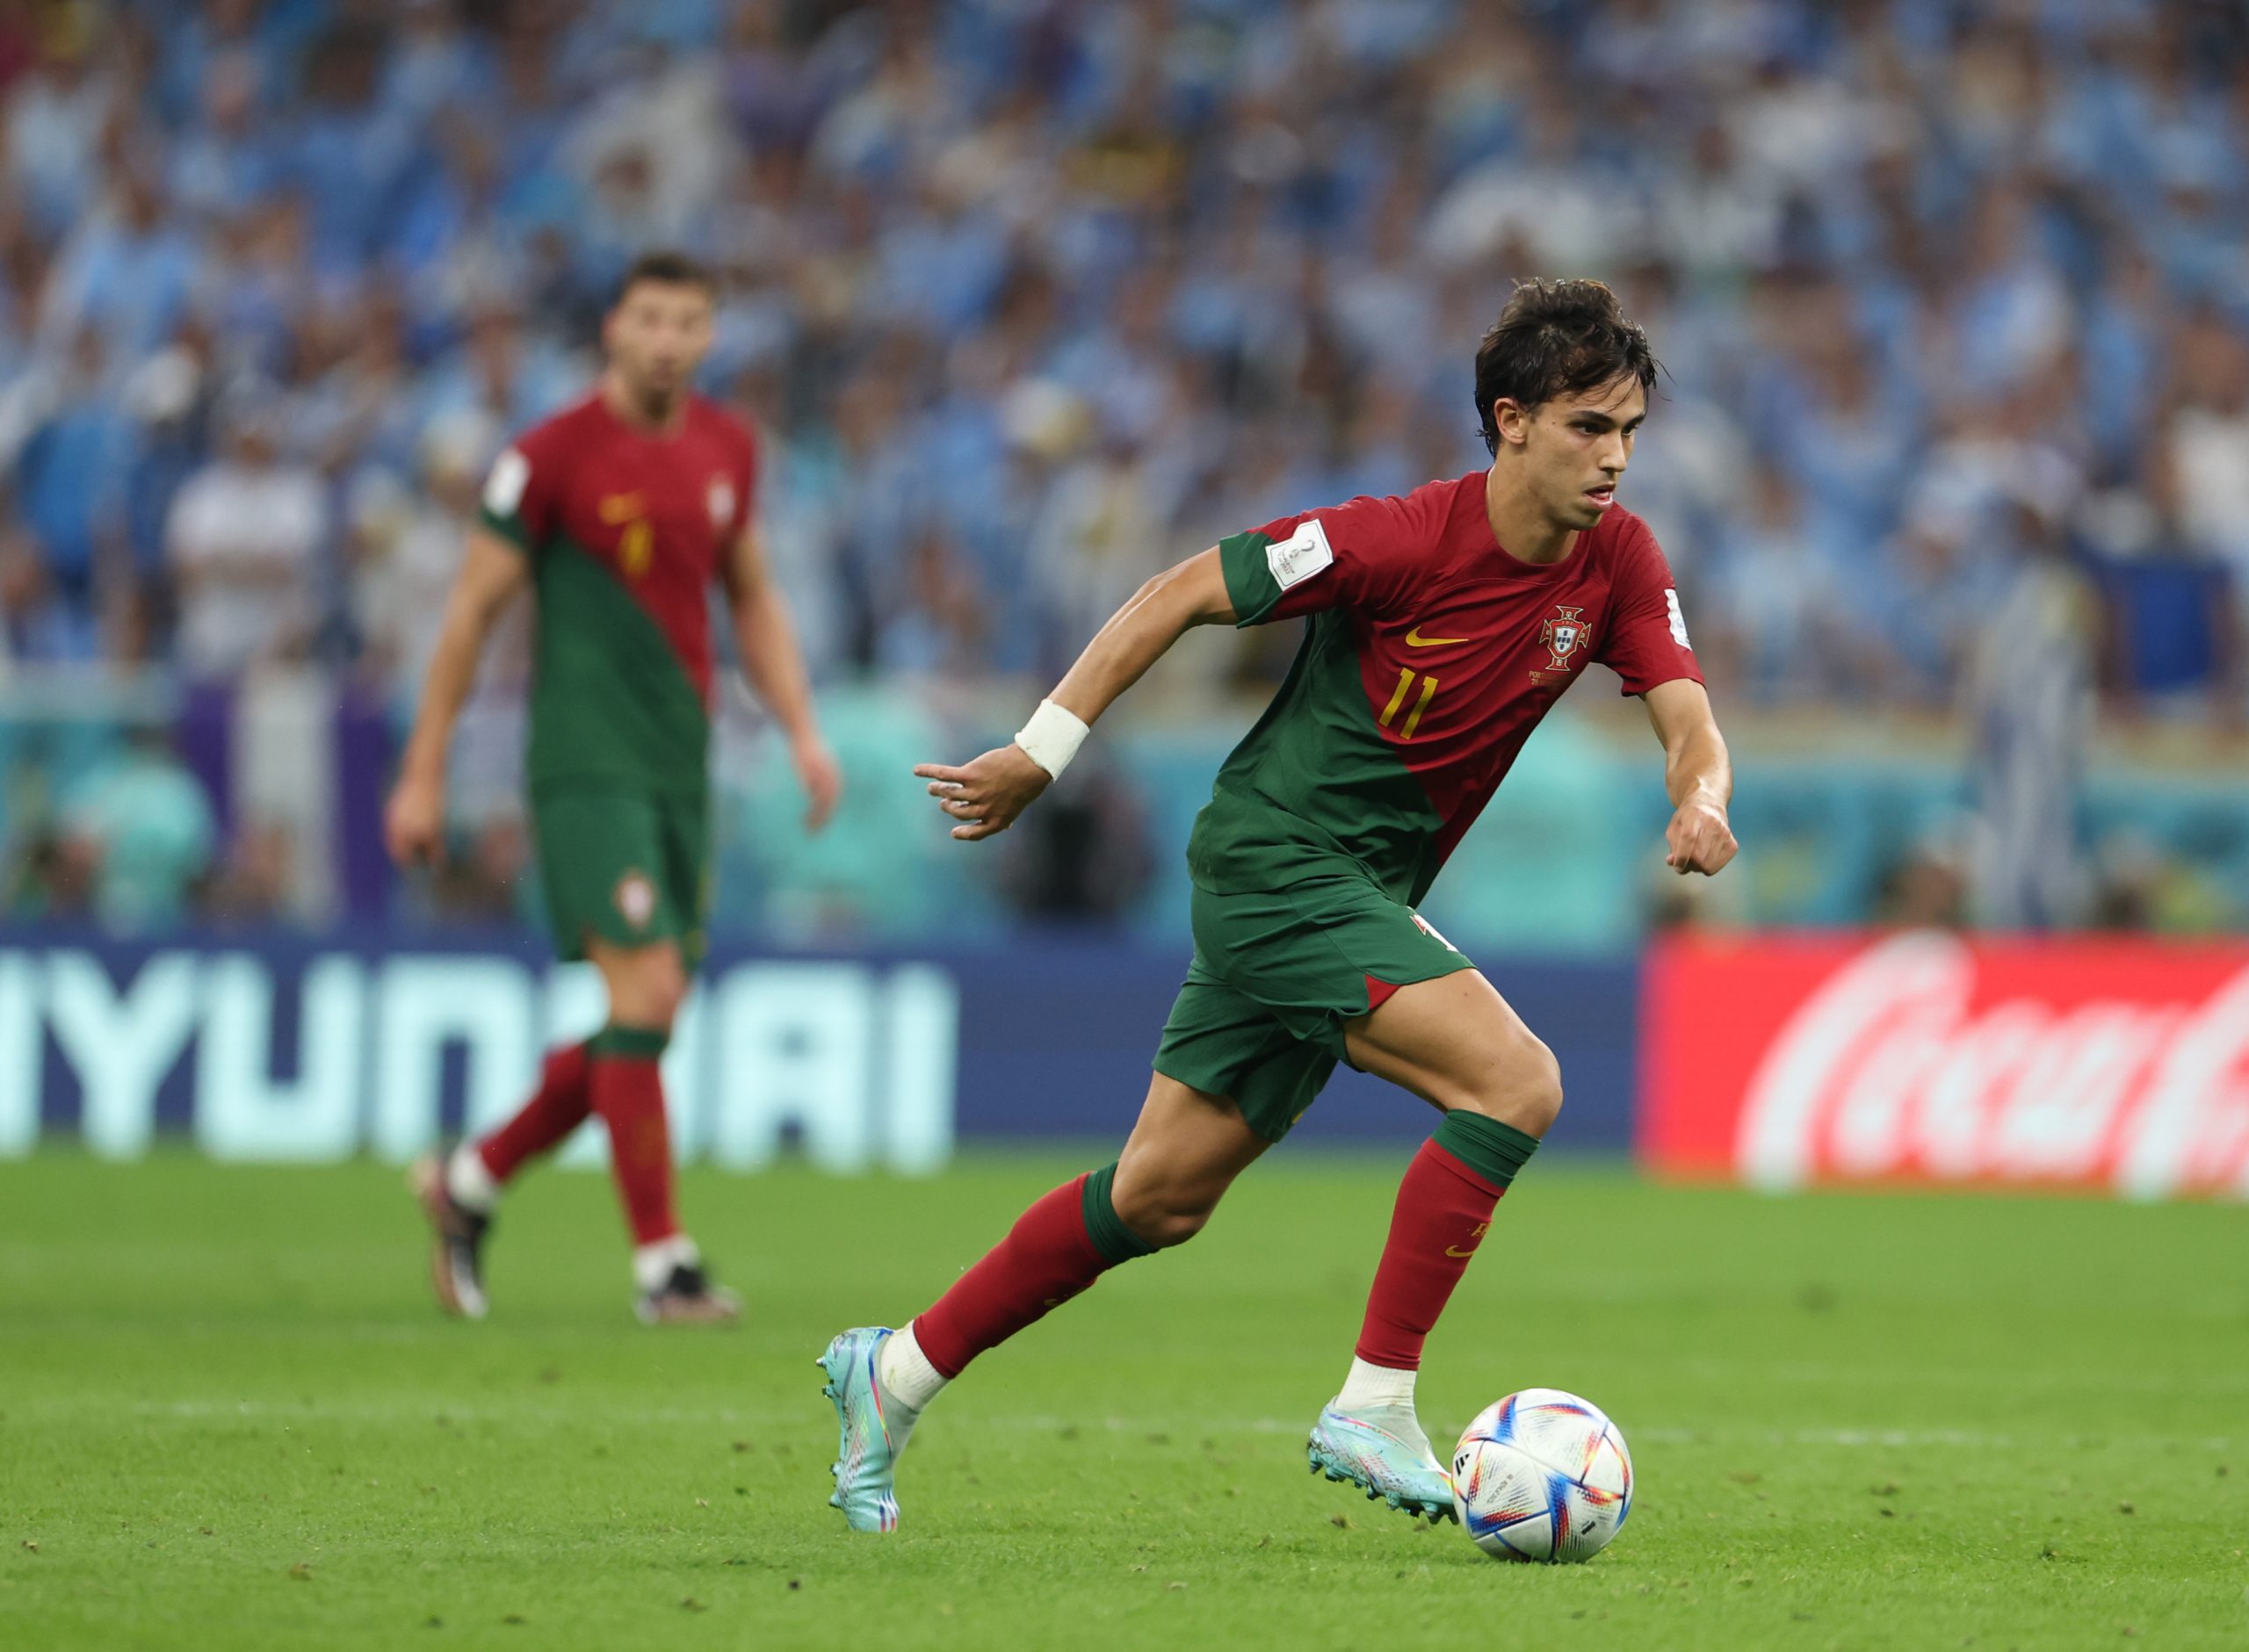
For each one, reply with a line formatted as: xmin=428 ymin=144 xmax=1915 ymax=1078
xmin=1450 ymin=1388 xmax=1632 ymax=1562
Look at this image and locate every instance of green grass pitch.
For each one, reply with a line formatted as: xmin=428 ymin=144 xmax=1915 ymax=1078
xmin=4 ymin=1151 xmax=2246 ymax=1649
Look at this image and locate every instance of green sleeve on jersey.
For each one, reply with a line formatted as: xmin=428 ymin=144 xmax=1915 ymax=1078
xmin=477 ymin=502 xmax=532 ymax=552
xmin=1218 ymin=529 xmax=1282 ymax=627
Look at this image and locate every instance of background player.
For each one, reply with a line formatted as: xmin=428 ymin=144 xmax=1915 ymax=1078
xmin=822 ymin=278 xmax=1735 ymax=1529
xmin=387 ymin=251 xmax=841 ymax=1325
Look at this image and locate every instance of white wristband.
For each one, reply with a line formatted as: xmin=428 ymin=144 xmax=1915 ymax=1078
xmin=1013 ymin=698 xmax=1090 ymax=780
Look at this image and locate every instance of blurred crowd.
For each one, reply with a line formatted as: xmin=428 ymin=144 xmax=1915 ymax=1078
xmin=3 ymin=0 xmax=2248 ymax=935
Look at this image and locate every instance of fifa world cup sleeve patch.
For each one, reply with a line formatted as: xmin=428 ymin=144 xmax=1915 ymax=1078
xmin=1265 ymin=517 xmax=1334 ymax=591
xmin=483 ymin=447 xmax=530 ymax=516
xmin=1410 ymin=911 xmax=1459 ymax=953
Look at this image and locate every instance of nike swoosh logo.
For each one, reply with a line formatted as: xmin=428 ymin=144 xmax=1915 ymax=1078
xmin=1405 ymin=627 xmax=1468 ymax=648
xmin=1444 ymin=1244 xmax=1479 ymax=1258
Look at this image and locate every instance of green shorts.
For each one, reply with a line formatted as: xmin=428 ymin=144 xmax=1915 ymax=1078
xmin=1152 ymin=876 xmax=1475 ymax=1143
xmin=532 ymin=790 xmax=712 ymax=967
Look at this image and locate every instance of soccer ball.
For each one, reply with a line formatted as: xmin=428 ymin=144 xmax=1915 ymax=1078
xmin=1450 ymin=1388 xmax=1633 ymax=1562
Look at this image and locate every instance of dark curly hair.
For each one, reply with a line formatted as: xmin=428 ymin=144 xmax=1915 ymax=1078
xmin=611 ymin=249 xmax=716 ymax=308
xmin=1473 ymin=278 xmax=1660 ymax=456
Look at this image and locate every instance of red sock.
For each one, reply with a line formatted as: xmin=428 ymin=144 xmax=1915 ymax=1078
xmin=589 ymin=1052 xmax=679 ymax=1245
xmin=1355 ymin=1138 xmax=1506 ymax=1370
xmin=475 ymin=1042 xmax=592 ymax=1183
xmin=914 ymin=1174 xmax=1115 ymax=1377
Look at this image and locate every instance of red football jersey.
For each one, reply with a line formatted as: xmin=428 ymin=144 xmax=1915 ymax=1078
xmin=1190 ymin=472 xmax=1703 ymax=902
xmin=479 ymin=393 xmax=757 ymax=797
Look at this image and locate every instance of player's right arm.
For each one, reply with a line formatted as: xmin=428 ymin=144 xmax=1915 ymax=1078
xmin=915 ymin=547 xmax=1235 ymax=841
xmin=1597 ymin=516 xmax=1733 ymax=878
xmin=383 ymin=524 xmax=527 ymax=867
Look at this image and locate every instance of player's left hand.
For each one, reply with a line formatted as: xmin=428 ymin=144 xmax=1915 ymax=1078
xmin=914 ymin=745 xmax=1052 ymax=840
xmin=793 ymin=735 xmax=842 ymax=832
xmin=1665 ymin=797 xmax=1737 ymax=876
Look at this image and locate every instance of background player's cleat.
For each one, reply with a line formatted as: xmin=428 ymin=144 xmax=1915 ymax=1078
xmin=408 ymin=1156 xmax=490 ymax=1321
xmin=635 ymin=1263 xmax=741 ymax=1324
xmin=1307 ymin=1402 xmax=1457 ymax=1523
xmin=819 ymin=1326 xmax=911 ymax=1533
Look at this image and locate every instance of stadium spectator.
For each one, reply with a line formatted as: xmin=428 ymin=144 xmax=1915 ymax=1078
xmin=1964 ymin=494 xmax=2103 ymax=929
xmin=1701 ymin=471 xmax=1855 ymax=707
xmin=0 ymin=526 xmax=100 ymax=668
xmin=2164 ymin=308 xmax=2249 ymax=638
xmin=39 ymin=154 xmax=198 ymax=361
xmin=12 ymin=325 xmax=133 ymax=601
xmin=59 ymin=725 xmax=217 ymax=931
xmin=5 ymin=28 xmax=112 ymax=241
xmin=164 ymin=396 xmax=325 ymax=680
xmin=349 ymin=406 xmax=507 ymax=701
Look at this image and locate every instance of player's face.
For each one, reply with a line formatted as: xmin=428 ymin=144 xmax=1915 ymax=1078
xmin=604 ymin=280 xmax=715 ymax=407
xmin=1502 ymin=377 xmax=1647 ymax=530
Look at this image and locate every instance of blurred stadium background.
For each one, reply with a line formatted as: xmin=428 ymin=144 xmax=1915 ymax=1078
xmin=3 ymin=0 xmax=2247 ymax=1179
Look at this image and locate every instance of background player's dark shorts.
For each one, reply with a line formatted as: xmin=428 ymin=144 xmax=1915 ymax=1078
xmin=1152 ymin=875 xmax=1474 ymax=1142
xmin=532 ymin=790 xmax=712 ymax=968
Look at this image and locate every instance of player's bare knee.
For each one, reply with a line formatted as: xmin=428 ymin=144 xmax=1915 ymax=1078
xmin=1459 ymin=1039 xmax=1564 ymax=1138
xmin=1513 ymin=1061 xmax=1565 ymax=1137
xmin=620 ymin=984 xmax=685 ymax=1032
xmin=607 ymin=949 xmax=688 ymax=1030
xmin=1137 ymin=1201 xmax=1214 ymax=1249
xmin=1112 ymin=1180 xmax=1217 ymax=1249
xmin=643 ymin=975 xmax=688 ymax=1031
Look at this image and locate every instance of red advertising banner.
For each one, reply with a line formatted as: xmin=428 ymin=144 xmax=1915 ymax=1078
xmin=1639 ymin=932 xmax=2249 ymax=1199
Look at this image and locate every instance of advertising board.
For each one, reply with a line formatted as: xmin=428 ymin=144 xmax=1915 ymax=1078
xmin=1641 ymin=931 xmax=2249 ymax=1199
xmin=1 ymin=934 xmax=1640 ymax=1165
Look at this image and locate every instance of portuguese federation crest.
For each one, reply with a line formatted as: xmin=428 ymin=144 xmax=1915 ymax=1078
xmin=1538 ymin=605 xmax=1588 ymax=673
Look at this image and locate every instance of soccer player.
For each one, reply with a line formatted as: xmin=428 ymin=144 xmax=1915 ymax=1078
xmin=821 ymin=278 xmax=1735 ymax=1530
xmin=387 ymin=252 xmax=841 ymax=1324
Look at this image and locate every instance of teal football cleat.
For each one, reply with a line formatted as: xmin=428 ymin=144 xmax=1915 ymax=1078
xmin=1307 ymin=1402 xmax=1457 ymax=1523
xmin=819 ymin=1326 xmax=914 ymax=1533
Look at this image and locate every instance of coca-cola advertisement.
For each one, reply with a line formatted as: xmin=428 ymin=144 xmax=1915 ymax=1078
xmin=1639 ymin=932 xmax=2249 ymax=1200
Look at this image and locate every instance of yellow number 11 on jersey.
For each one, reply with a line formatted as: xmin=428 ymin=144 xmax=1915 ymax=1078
xmin=1379 ymin=667 xmax=1439 ymax=740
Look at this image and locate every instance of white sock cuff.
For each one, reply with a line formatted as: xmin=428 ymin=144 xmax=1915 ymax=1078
xmin=876 ymin=1323 xmax=951 ymax=1413
xmin=633 ymin=1234 xmax=699 ymax=1293
xmin=1336 ymin=1355 xmax=1418 ymax=1411
xmin=447 ymin=1144 xmax=499 ymax=1213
